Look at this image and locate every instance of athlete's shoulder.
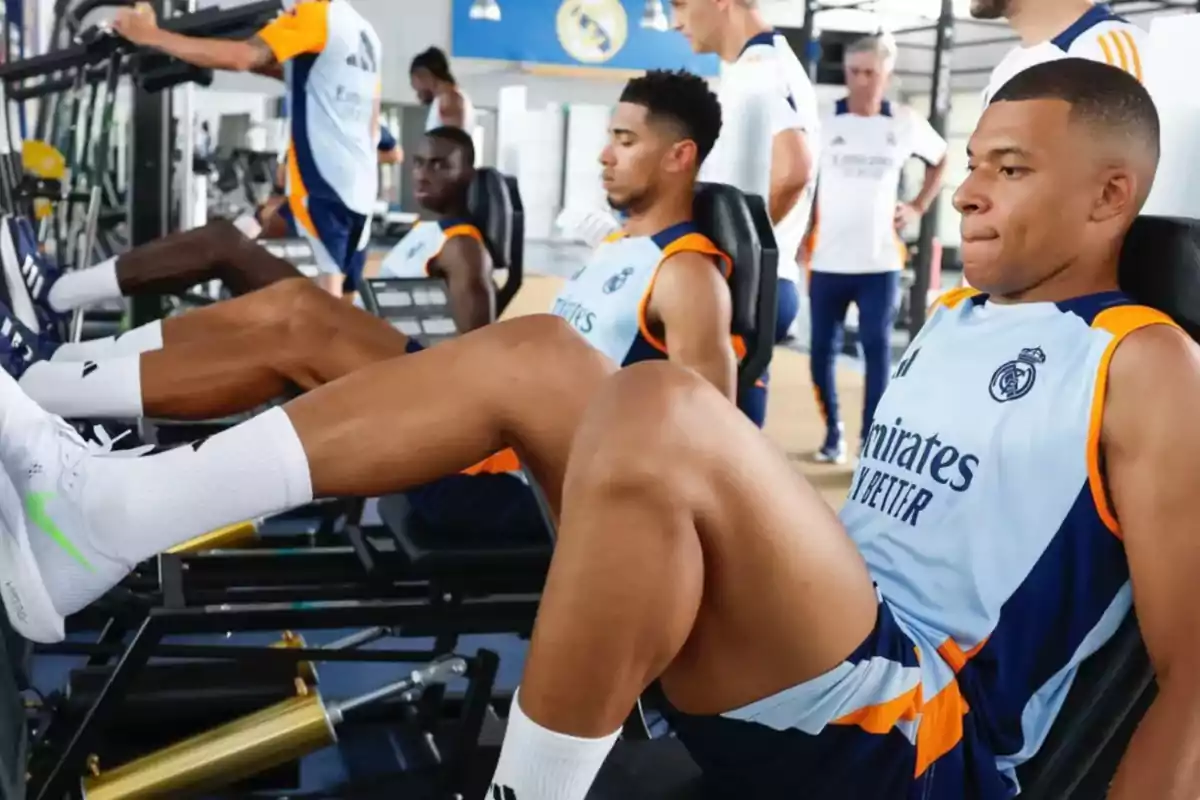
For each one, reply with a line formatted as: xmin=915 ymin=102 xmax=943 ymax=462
xmin=440 ymin=219 xmax=483 ymax=240
xmin=736 ymin=31 xmax=785 ymax=64
xmin=929 ymin=286 xmax=981 ymax=314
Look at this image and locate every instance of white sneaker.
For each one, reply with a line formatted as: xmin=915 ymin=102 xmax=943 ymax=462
xmin=0 ymin=410 xmax=125 ymax=643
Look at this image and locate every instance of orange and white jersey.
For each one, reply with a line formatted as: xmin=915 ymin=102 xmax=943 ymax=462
xmin=840 ymin=288 xmax=1174 ymax=790
xmin=983 ymin=4 xmax=1146 ymax=107
xmin=551 ymin=222 xmax=731 ymax=367
xmin=377 ymin=218 xmax=484 ymax=278
xmin=258 ymin=0 xmax=382 ymax=215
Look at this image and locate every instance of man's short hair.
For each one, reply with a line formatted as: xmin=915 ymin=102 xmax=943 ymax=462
xmin=619 ymin=69 xmax=722 ymax=164
xmin=426 ymin=125 xmax=476 ymax=167
xmin=991 ymin=60 xmax=1160 ymax=160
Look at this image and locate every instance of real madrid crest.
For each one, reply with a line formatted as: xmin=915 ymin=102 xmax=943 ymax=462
xmin=603 ymin=266 xmax=634 ymax=294
xmin=989 ymin=346 xmax=1045 ymax=403
xmin=556 ymin=0 xmax=629 ymax=65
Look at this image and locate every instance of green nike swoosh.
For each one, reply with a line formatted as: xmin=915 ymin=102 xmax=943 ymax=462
xmin=25 ymin=492 xmax=94 ymax=573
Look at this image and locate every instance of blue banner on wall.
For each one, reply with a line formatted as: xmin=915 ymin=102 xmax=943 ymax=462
xmin=451 ymin=0 xmax=719 ymax=77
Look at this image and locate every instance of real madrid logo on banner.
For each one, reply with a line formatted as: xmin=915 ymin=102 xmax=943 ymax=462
xmin=556 ymin=0 xmax=629 ymax=64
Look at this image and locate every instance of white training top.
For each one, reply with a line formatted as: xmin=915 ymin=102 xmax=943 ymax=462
xmin=259 ymin=0 xmax=382 ymax=216
xmin=550 ymin=222 xmax=729 ymax=367
xmin=702 ymin=30 xmax=819 ymax=285
xmin=983 ymin=3 xmax=1147 ymax=107
xmin=377 ymin=218 xmax=484 ymax=278
xmin=840 ymin=287 xmax=1173 ymax=790
xmin=808 ymin=100 xmax=947 ymax=275
xmin=425 ymin=88 xmax=479 ymax=132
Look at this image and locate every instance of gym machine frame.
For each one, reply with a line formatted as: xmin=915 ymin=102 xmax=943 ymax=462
xmin=27 ymin=556 xmax=511 ymax=800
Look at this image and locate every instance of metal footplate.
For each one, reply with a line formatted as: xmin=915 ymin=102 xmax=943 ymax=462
xmin=359 ymin=277 xmax=459 ymax=348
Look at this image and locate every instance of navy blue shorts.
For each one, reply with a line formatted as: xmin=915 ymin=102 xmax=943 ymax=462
xmin=279 ymin=195 xmax=369 ymax=292
xmin=404 ymin=473 xmax=545 ymax=541
xmin=399 ymin=338 xmax=545 ymax=538
xmin=665 ymin=597 xmax=1011 ymax=799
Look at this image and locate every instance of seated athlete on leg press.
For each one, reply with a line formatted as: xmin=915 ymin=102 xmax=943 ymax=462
xmin=1 ymin=129 xmax=494 ymax=419
xmin=5 ymin=71 xmax=742 ymax=426
xmin=0 ymin=60 xmax=1195 ymax=799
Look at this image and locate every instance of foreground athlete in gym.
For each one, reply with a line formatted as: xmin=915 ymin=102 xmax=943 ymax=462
xmin=9 ymin=71 xmax=740 ymax=424
xmin=1 ymin=62 xmax=1197 ymax=798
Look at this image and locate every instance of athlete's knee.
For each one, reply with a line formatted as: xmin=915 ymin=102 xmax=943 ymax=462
xmin=237 ymin=277 xmax=322 ymax=329
xmin=489 ymin=314 xmax=615 ymax=377
xmin=571 ymin=363 xmax=723 ymax=496
xmin=203 ymin=218 xmax=253 ymax=262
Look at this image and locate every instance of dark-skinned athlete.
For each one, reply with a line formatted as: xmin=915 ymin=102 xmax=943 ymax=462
xmin=5 ymin=128 xmax=492 ymax=420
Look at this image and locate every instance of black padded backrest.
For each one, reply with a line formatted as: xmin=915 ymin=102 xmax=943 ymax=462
xmin=1015 ymin=614 xmax=1154 ymax=799
xmin=1118 ymin=216 xmax=1200 ymax=341
xmin=691 ymin=183 xmax=778 ymax=395
xmin=693 ymin=183 xmax=760 ymax=335
xmin=466 ymin=167 xmax=524 ymax=313
xmin=467 ymin=167 xmax=513 ymax=268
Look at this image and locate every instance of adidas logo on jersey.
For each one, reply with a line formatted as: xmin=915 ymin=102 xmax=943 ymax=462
xmin=345 ymin=31 xmax=378 ymax=72
xmin=489 ymin=785 xmax=518 ymax=800
xmin=20 ymin=254 xmax=45 ymax=298
xmin=831 ymin=135 xmax=846 ymax=146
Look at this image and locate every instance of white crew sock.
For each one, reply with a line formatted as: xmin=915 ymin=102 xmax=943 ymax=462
xmin=487 ymin=690 xmax=620 ymax=800
xmin=51 ymin=320 xmax=164 ymax=362
xmin=31 ymin=406 xmax=314 ymax=617
xmin=19 ymin=356 xmax=144 ymax=418
xmin=46 ymin=257 xmax=120 ymax=313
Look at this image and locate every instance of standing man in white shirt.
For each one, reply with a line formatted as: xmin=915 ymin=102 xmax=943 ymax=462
xmin=410 ymin=46 xmax=479 ymax=133
xmin=806 ymin=34 xmax=947 ymax=464
xmin=670 ymin=0 xmax=819 ymax=426
xmin=976 ymin=1 xmax=1147 ymax=107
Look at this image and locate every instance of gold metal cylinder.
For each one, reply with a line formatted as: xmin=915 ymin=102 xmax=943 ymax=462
xmin=81 ymin=693 xmax=337 ymax=800
xmin=166 ymin=520 xmax=259 ymax=554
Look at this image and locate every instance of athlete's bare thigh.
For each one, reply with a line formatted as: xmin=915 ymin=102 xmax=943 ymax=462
xmin=565 ymin=362 xmax=879 ymax=715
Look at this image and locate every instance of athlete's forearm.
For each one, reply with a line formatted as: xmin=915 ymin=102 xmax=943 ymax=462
xmin=252 ymin=63 xmax=284 ymax=80
xmin=1109 ymin=677 xmax=1200 ymax=799
xmin=769 ymin=177 xmax=806 ymax=226
xmin=912 ymin=157 xmax=947 ymax=214
xmin=769 ymin=130 xmax=814 ymax=225
xmin=671 ymin=350 xmax=736 ymax=404
xmin=445 ymin=277 xmax=494 ymax=333
xmin=142 ymin=28 xmax=263 ymax=72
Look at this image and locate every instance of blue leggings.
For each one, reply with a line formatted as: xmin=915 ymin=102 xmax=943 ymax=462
xmin=809 ymin=271 xmax=900 ymax=435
